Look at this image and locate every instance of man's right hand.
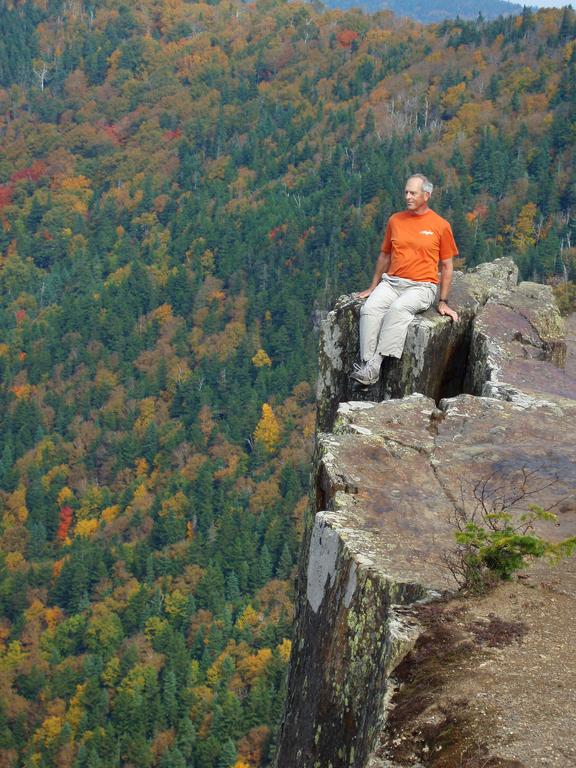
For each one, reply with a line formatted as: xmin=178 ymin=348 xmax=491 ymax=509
xmin=356 ymin=288 xmax=374 ymax=299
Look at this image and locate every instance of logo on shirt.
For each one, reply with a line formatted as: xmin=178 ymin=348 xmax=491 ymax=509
xmin=419 ymin=230 xmax=434 ymax=236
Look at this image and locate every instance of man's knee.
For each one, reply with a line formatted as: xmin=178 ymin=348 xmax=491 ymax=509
xmin=361 ymin=292 xmax=395 ymax=317
xmin=381 ymin=302 xmax=416 ymax=324
xmin=360 ymin=303 xmax=373 ymax=318
xmin=360 ymin=301 xmax=384 ymax=319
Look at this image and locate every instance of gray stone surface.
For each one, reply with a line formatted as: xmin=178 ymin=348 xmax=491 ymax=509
xmin=466 ymin=282 xmax=574 ymax=404
xmin=277 ymin=394 xmax=576 ymax=768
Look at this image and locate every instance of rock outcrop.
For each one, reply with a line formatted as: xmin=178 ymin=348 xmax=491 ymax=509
xmin=466 ymin=281 xmax=571 ymax=402
xmin=316 ymin=257 xmax=519 ymax=433
xmin=275 ymin=260 xmax=576 ymax=768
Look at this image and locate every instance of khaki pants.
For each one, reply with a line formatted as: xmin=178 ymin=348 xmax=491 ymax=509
xmin=359 ymin=275 xmax=437 ymax=360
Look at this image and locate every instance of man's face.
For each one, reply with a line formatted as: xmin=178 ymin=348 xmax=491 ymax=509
xmin=405 ymin=178 xmax=430 ymax=213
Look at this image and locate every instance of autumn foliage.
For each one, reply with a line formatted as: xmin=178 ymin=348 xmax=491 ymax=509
xmin=0 ymin=1 xmax=574 ymax=766
xmin=56 ymin=506 xmax=73 ymax=542
xmin=254 ymin=404 xmax=282 ymax=453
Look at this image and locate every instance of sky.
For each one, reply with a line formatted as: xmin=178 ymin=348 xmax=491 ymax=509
xmin=531 ymin=0 xmax=572 ymax=6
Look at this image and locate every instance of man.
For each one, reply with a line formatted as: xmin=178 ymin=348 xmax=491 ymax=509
xmin=351 ymin=174 xmax=459 ymax=386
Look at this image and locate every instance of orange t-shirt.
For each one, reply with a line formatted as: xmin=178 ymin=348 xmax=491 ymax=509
xmin=381 ymin=209 xmax=458 ymax=284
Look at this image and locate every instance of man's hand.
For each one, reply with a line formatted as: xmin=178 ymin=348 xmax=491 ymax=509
xmin=357 ymin=253 xmax=390 ymax=300
xmin=437 ymin=300 xmax=459 ymax=322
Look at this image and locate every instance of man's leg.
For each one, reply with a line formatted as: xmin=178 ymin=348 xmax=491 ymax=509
xmin=359 ymin=278 xmax=398 ymax=362
xmin=376 ymin=282 xmax=436 ymax=359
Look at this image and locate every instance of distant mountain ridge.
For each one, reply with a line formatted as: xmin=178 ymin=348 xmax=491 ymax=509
xmin=322 ymin=0 xmax=525 ymax=23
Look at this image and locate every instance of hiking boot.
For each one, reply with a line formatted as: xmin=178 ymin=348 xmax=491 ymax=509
xmin=350 ymin=356 xmax=382 ymax=385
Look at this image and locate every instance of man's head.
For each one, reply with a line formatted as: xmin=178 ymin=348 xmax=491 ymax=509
xmin=405 ymin=174 xmax=432 ymax=214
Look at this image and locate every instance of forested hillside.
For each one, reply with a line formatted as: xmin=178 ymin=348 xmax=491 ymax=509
xmin=0 ymin=1 xmax=575 ymax=767
xmin=323 ymin=0 xmax=524 ymax=25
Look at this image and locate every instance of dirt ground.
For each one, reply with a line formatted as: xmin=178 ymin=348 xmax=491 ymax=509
xmin=379 ymin=554 xmax=576 ymax=767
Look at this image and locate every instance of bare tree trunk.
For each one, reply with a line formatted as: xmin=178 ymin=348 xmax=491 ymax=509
xmin=33 ymin=61 xmax=51 ymax=92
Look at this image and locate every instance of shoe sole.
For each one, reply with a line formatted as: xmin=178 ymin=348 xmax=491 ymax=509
xmin=350 ymin=374 xmax=379 ymax=386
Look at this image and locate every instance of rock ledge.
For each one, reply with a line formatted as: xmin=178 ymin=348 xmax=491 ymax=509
xmin=276 ymin=262 xmax=576 ymax=768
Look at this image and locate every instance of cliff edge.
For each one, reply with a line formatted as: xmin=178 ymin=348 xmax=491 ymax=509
xmin=275 ymin=260 xmax=576 ymax=768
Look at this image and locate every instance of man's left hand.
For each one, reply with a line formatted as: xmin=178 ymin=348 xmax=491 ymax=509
xmin=438 ymin=301 xmax=459 ymax=322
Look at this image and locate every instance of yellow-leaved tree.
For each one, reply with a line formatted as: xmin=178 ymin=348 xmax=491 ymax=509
xmin=512 ymin=202 xmax=538 ymax=252
xmin=251 ymin=348 xmax=272 ymax=367
xmin=253 ymin=404 xmax=281 ymax=453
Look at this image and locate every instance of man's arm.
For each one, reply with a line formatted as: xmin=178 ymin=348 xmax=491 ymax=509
xmin=357 ymin=251 xmax=391 ymax=299
xmin=437 ymin=258 xmax=459 ymax=321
